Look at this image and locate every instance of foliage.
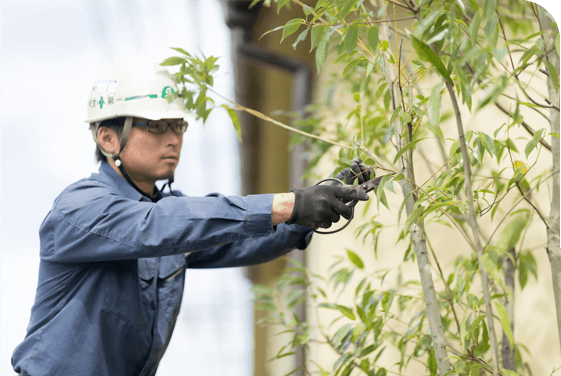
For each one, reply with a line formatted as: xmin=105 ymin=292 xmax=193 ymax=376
xmin=164 ymin=0 xmax=559 ymax=374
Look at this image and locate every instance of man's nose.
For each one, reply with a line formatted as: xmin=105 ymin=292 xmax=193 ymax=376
xmin=163 ymin=128 xmax=183 ymax=145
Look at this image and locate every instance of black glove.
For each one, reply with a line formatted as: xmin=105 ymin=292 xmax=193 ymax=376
xmin=329 ymin=159 xmax=374 ymax=203
xmin=332 ymin=159 xmax=373 ymax=185
xmin=286 ymin=185 xmax=369 ymax=229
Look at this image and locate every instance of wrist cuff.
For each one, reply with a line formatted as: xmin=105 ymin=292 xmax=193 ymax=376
xmin=285 ymin=189 xmax=300 ymax=225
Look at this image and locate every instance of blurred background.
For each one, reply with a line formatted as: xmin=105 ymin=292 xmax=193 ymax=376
xmin=0 ymin=1 xmax=250 ymax=375
xmin=0 ymin=1 xmax=318 ymax=375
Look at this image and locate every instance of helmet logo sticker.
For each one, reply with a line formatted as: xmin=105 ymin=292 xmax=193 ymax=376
xmin=161 ymin=86 xmax=175 ymax=98
xmin=90 ymin=80 xmax=118 ymax=110
xmin=91 ymin=80 xmax=117 ymax=94
xmin=124 ymin=94 xmax=158 ymax=101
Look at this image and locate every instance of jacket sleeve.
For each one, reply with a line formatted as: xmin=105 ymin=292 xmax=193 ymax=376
xmin=41 ymin=180 xmax=276 ymax=263
xmin=186 ymin=223 xmax=313 ymax=268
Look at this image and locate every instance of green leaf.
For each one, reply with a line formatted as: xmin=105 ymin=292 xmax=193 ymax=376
xmin=388 ymin=106 xmax=402 ymax=127
xmin=484 ymin=14 xmax=499 ymax=48
xmin=170 ymin=47 xmax=191 ymax=57
xmin=333 ymin=354 xmax=352 ymax=373
xmin=316 ymin=28 xmax=335 ymax=73
xmin=358 ymin=344 xmax=377 ymax=358
xmin=470 ymin=10 xmax=483 ymax=45
xmin=428 ymin=84 xmax=441 ymax=127
xmin=400 ymin=112 xmax=411 ymax=124
xmin=310 ymin=25 xmax=327 ymax=51
xmin=342 ymin=57 xmax=363 ymax=76
xmin=410 ymin=36 xmax=452 ymax=83
xmin=381 ymin=291 xmax=394 ymax=315
xmin=257 ymin=302 xmax=278 ymax=311
xmin=379 ymin=40 xmax=389 ymax=51
xmin=495 ymin=302 xmax=514 ymax=346
xmin=292 ymin=28 xmax=309 ymax=50
xmin=281 ymin=19 xmax=304 ymax=43
xmin=345 ymin=25 xmax=359 ymax=55
xmin=481 ymin=254 xmax=502 ymax=283
xmin=479 ymin=132 xmax=496 ymax=156
xmin=341 ymin=363 xmax=353 ymax=376
xmin=277 ymin=0 xmax=290 ymax=13
xmin=428 ymin=347 xmax=438 ymax=376
xmin=319 ymin=303 xmax=356 ymax=320
xmin=525 ymin=128 xmax=545 ymax=158
xmin=483 ymin=0 xmax=497 ymax=20
xmin=338 ymin=0 xmax=359 ymax=20
xmin=221 ymin=105 xmax=242 ymax=142
xmin=338 ymin=305 xmax=356 ymax=320
xmin=501 ymin=370 xmax=518 ymax=376
xmin=347 ymin=249 xmax=364 ymax=269
xmin=546 ymin=61 xmax=559 ymax=93
xmin=249 ymin=0 xmax=261 ymax=8
xmin=160 ymin=56 xmax=187 ymax=66
xmin=497 ymin=214 xmax=529 ymax=254
xmin=519 ymin=251 xmax=537 ymax=290
xmin=472 ymin=137 xmax=484 ymax=163
xmin=413 ymin=10 xmax=442 ymax=38
xmin=455 ymin=0 xmax=466 ymax=13
xmin=251 ymin=284 xmax=273 ymax=296
xmin=259 ymin=25 xmax=284 ymax=40
xmin=393 ymin=138 xmax=427 ymax=165
xmin=478 ymin=75 xmax=508 ymax=110
xmin=367 ymin=25 xmax=379 ymax=53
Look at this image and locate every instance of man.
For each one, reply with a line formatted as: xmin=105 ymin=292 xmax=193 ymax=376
xmin=12 ymin=56 xmax=369 ymax=376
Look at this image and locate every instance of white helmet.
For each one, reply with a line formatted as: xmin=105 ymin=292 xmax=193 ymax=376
xmin=86 ymin=56 xmax=192 ymax=194
xmin=85 ymin=55 xmax=192 ymax=123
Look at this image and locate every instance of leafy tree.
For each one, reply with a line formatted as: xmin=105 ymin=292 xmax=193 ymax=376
xmin=163 ymin=0 xmax=560 ymax=374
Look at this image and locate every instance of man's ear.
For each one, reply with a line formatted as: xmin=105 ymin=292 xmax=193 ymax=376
xmin=97 ymin=127 xmax=120 ymax=156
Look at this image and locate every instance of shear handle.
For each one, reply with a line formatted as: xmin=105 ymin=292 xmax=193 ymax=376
xmin=311 ymin=175 xmax=390 ymax=235
xmin=312 ymin=178 xmax=358 ymax=235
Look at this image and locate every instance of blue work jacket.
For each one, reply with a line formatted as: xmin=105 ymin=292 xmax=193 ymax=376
xmin=12 ymin=161 xmax=312 ymax=376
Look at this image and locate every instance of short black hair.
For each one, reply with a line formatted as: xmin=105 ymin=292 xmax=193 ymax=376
xmin=94 ymin=117 xmax=126 ymax=163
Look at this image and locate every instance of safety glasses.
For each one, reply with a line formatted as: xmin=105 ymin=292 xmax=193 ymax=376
xmin=133 ymin=119 xmax=188 ymax=134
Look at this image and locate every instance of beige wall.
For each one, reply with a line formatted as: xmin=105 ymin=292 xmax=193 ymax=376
xmin=306 ymin=20 xmax=559 ymax=376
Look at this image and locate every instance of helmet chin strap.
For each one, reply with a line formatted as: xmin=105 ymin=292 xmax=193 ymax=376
xmin=91 ymin=116 xmax=174 ymax=201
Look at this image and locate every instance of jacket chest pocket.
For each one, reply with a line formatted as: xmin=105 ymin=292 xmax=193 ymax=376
xmin=157 ymin=254 xmax=186 ymax=324
xmin=101 ymin=260 xmax=147 ymax=328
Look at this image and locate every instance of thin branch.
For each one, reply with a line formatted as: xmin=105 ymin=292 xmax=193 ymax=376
xmin=494 ymin=101 xmax=552 ymax=151
xmin=516 ymin=182 xmax=549 ymax=225
xmin=385 ymin=0 xmax=412 ymax=10
xmin=483 ymin=170 xmax=558 ymax=251
xmin=497 ymin=12 xmax=517 ymax=76
xmin=377 ymin=2 xmax=451 ymax=372
xmin=426 ymin=235 xmax=463 ymax=342
xmin=444 ymin=76 xmax=501 ymax=375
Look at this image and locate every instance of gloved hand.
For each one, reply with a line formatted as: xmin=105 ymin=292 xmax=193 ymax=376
xmin=330 ymin=159 xmax=374 ymax=203
xmin=332 ymin=159 xmax=373 ymax=185
xmin=286 ymin=185 xmax=369 ymax=229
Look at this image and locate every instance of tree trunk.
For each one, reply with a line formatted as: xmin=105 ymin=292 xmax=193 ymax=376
xmin=374 ymin=1 xmax=451 ymax=373
xmin=537 ymin=6 xmax=561 ymax=353
xmin=501 ymin=248 xmax=516 ymax=370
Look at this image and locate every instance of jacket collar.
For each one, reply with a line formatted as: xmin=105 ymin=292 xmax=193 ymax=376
xmin=97 ymin=161 xmax=151 ymax=202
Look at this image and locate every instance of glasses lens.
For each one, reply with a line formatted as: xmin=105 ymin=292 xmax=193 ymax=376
xmin=148 ymin=120 xmax=167 ymax=134
xmin=171 ymin=120 xmax=188 ymax=134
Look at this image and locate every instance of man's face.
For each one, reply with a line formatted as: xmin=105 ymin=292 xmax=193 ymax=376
xmin=119 ymin=118 xmax=184 ymax=184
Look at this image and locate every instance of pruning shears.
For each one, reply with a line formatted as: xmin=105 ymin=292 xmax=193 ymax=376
xmin=313 ymin=174 xmax=392 ymax=235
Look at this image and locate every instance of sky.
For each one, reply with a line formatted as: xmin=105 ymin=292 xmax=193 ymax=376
xmin=0 ymin=2 xmax=253 ymax=375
